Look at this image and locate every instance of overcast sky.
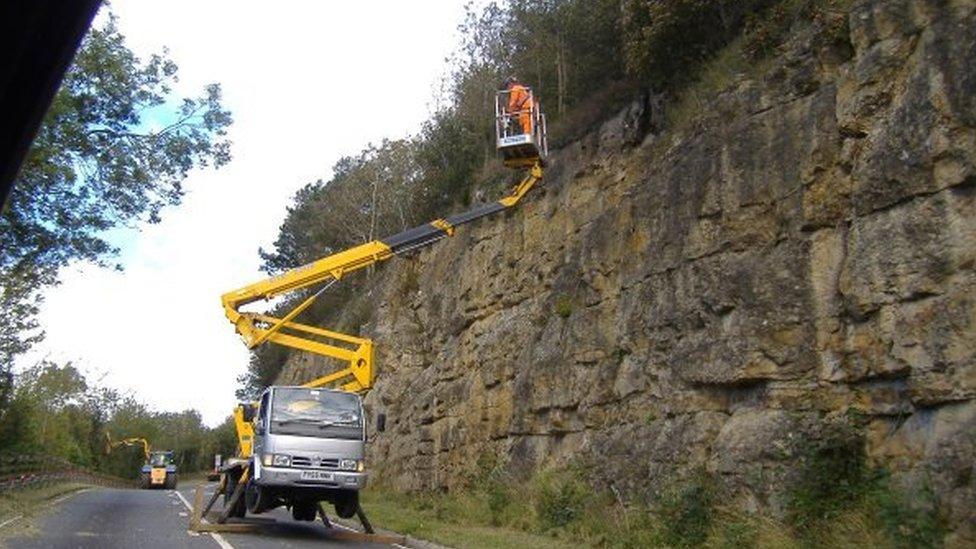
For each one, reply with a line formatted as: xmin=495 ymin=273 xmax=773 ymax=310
xmin=19 ymin=1 xmax=473 ymax=425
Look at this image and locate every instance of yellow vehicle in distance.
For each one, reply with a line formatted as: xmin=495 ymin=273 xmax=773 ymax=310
xmin=142 ymin=450 xmax=178 ymax=489
xmin=106 ymin=434 xmax=178 ymax=489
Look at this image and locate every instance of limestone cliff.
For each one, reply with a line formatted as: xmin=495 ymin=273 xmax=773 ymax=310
xmin=277 ymin=0 xmax=975 ymax=536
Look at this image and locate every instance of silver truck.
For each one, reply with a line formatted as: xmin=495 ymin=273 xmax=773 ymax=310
xmin=228 ymin=386 xmax=369 ymax=521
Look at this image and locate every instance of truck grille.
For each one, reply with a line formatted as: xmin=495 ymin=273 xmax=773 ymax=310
xmin=290 ymin=456 xmax=339 ymax=469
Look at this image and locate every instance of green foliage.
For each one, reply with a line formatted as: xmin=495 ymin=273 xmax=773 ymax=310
xmin=743 ymin=2 xmax=794 ymax=59
xmin=706 ymin=515 xmax=760 ymax=548
xmin=259 ymin=139 xmax=422 ymax=274
xmin=554 ymin=295 xmax=574 ymax=318
xmin=786 ymin=414 xmax=947 ymax=547
xmin=622 ymin=0 xmax=779 ymax=88
xmin=239 ymin=0 xmax=635 ymax=389
xmin=787 ymin=413 xmax=871 ymax=531
xmin=0 ymin=8 xmax=233 ymax=400
xmin=743 ymin=0 xmax=853 ymax=60
xmin=533 ymin=466 xmax=592 ymax=530
xmin=872 ymin=478 xmax=946 ymax=549
xmin=656 ymin=472 xmax=717 ymax=547
xmin=0 ymin=363 xmax=100 ymax=460
xmin=242 ymin=0 xmax=859 ymax=393
xmin=361 ymin=450 xmax=945 ymax=548
xmin=0 ymin=361 xmax=236 ymax=478
xmin=486 ymin=482 xmax=512 ymax=527
xmin=469 ymin=452 xmax=514 ymax=527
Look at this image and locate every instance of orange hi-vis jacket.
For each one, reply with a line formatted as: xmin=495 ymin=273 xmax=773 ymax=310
xmin=507 ymin=84 xmax=534 ymax=134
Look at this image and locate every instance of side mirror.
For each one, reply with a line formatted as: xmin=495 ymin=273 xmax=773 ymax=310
xmin=376 ymin=413 xmax=386 ymax=433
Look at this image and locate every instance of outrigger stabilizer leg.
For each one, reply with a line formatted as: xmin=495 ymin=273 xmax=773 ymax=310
xmin=316 ymin=502 xmax=375 ymax=534
xmin=190 ymin=471 xmax=394 ymax=541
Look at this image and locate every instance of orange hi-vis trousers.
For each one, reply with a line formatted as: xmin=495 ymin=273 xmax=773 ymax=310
xmin=508 ymin=85 xmax=533 ymax=135
xmin=518 ymin=104 xmax=533 ymax=135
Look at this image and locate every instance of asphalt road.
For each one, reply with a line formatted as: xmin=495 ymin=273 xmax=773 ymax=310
xmin=3 ymin=485 xmax=398 ymax=549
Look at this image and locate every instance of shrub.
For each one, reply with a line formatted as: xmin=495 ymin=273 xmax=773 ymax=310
xmin=744 ymin=3 xmax=792 ymax=59
xmin=785 ymin=411 xmax=947 ymax=547
xmin=872 ymin=477 xmax=946 ymax=549
xmin=533 ymin=467 xmax=592 ymax=530
xmin=656 ymin=470 xmax=717 ymax=547
xmin=554 ymin=296 xmax=574 ymax=318
xmin=486 ymin=482 xmax=512 ymax=527
xmin=787 ymin=413 xmax=871 ymax=532
xmin=467 ymin=451 xmax=517 ymax=527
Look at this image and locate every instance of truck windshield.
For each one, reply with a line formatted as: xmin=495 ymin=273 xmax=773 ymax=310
xmin=149 ymin=453 xmax=171 ymax=467
xmin=271 ymin=388 xmax=362 ymax=427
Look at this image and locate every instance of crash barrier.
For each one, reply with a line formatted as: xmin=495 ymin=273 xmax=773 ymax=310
xmin=0 ymin=454 xmax=134 ymax=493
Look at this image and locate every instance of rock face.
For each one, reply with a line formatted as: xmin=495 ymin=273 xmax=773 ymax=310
xmin=278 ymin=0 xmax=975 ymax=537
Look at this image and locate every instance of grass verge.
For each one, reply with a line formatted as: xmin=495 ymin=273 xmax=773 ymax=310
xmin=361 ymin=489 xmax=574 ymax=549
xmin=363 ymin=413 xmax=947 ymax=548
xmin=0 ymin=482 xmax=93 ymax=541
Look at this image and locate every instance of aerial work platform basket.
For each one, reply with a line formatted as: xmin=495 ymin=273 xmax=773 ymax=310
xmin=496 ymin=87 xmax=548 ymax=168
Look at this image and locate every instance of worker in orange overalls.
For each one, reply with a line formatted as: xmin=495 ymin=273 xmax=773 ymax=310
xmin=505 ymin=76 xmax=534 ymax=136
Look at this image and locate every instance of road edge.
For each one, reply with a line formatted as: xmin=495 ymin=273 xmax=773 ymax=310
xmin=174 ymin=488 xmax=235 ymax=549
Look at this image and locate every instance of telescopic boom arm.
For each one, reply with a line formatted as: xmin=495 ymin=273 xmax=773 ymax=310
xmin=221 ymin=162 xmax=543 ymax=394
xmin=106 ymin=434 xmax=151 ymax=462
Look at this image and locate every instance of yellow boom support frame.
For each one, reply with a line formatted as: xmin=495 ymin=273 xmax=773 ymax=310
xmin=221 ymin=162 xmax=543 ymax=400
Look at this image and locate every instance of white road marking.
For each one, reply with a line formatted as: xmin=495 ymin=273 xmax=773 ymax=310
xmin=51 ymin=488 xmax=89 ymax=506
xmin=174 ymin=489 xmax=235 ymax=549
xmin=0 ymin=515 xmax=23 ymax=529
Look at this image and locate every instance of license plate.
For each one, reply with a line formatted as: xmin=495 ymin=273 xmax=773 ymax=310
xmin=299 ymin=470 xmax=334 ymax=482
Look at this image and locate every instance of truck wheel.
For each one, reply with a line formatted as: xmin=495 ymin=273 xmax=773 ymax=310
xmin=334 ymin=492 xmax=358 ymax=519
xmin=139 ymin=473 xmax=150 ymax=489
xmin=292 ymin=502 xmax=317 ymax=522
xmin=165 ymin=473 xmax=178 ymax=489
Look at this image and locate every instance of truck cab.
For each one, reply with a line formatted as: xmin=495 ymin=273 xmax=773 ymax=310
xmin=238 ymin=386 xmax=368 ymax=521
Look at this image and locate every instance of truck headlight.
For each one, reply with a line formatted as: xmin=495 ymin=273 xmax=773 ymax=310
xmin=263 ymin=454 xmax=290 ymax=467
xmin=339 ymin=459 xmax=361 ymax=471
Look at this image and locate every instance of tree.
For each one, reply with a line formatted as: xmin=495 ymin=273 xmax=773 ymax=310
xmin=0 ymin=361 xmax=95 ymax=460
xmin=621 ymin=0 xmax=776 ymax=87
xmin=259 ymin=139 xmax=422 ymax=274
xmin=0 ymin=10 xmax=233 ymax=405
xmin=240 ymin=0 xmax=631 ymax=392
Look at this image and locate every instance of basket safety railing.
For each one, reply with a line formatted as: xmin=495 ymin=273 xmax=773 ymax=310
xmin=495 ymin=87 xmax=548 ymax=157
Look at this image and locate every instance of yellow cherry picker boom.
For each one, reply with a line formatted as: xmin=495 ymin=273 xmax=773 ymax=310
xmin=195 ymin=86 xmax=547 ymax=537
